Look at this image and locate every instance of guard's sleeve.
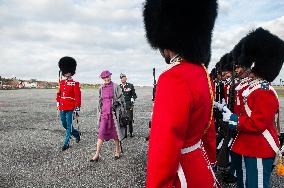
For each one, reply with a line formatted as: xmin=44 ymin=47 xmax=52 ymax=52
xmin=202 ymin=114 xmax=216 ymax=164
xmin=131 ymin=84 xmax=137 ymax=100
xmin=202 ymin=80 xmax=216 ymax=164
xmin=56 ymin=92 xmax=61 ymax=103
xmin=146 ymin=73 xmax=192 ymax=188
xmin=74 ymin=82 xmax=81 ymax=107
xmin=237 ymin=90 xmax=279 ymax=133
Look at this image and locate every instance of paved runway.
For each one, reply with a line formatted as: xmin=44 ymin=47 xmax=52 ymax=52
xmin=0 ymin=88 xmax=283 ymax=187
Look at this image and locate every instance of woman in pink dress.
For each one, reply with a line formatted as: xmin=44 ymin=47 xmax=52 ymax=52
xmin=90 ymin=70 xmax=126 ymax=162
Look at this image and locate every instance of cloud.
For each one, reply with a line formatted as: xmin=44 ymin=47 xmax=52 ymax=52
xmin=218 ymin=0 xmax=231 ymax=15
xmin=0 ymin=0 xmax=284 ymax=85
xmin=0 ymin=0 xmax=160 ymax=85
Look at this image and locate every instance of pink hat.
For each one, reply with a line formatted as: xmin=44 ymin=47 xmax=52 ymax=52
xmin=100 ymin=70 xmax=112 ymax=78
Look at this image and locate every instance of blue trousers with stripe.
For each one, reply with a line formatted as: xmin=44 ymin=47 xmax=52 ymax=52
xmin=60 ymin=110 xmax=79 ymax=146
xmin=231 ymin=152 xmax=274 ymax=188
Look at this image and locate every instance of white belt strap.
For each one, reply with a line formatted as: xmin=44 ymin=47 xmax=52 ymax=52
xmin=244 ymin=85 xmax=261 ymax=98
xmin=177 ymin=164 xmax=187 ymax=188
xmin=244 ymin=103 xmax=252 ymax=117
xmin=181 ymin=140 xmax=202 ymax=154
xmin=61 ymin=96 xmax=75 ymax=100
xmin=217 ymin=139 xmax=224 ymax=150
xmin=236 ymin=81 xmax=249 ymax=91
xmin=262 ymin=129 xmax=279 ymax=154
xmin=177 ymin=140 xmax=202 ymax=188
xmin=280 ymin=145 xmax=284 ymax=154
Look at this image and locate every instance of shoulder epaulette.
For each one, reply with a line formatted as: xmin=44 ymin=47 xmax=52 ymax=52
xmin=260 ymin=82 xmax=269 ymax=90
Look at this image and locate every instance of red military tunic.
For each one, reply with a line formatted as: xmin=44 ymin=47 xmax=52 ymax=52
xmin=234 ymin=77 xmax=251 ymax=115
xmin=231 ymin=80 xmax=280 ymax=158
xmin=56 ymin=79 xmax=81 ymax=111
xmin=146 ymin=60 xmax=218 ymax=188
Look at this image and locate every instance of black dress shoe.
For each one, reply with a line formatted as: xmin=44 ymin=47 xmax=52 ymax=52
xmin=76 ymin=134 xmax=81 ymax=143
xmin=130 ymin=133 xmax=134 ymax=138
xmin=62 ymin=145 xmax=70 ymax=151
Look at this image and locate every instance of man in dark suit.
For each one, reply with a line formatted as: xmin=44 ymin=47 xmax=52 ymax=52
xmin=119 ymin=73 xmax=137 ymax=138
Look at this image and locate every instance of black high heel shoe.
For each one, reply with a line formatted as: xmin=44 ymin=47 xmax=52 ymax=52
xmin=90 ymin=156 xmax=99 ymax=162
xmin=114 ymin=152 xmax=121 ymax=160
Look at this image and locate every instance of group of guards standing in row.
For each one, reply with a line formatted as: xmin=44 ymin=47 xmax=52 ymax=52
xmin=53 ymin=0 xmax=284 ymax=187
xmin=211 ymin=27 xmax=284 ymax=187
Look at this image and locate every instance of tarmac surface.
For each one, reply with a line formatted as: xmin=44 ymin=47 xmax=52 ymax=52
xmin=0 ymin=88 xmax=284 ymax=188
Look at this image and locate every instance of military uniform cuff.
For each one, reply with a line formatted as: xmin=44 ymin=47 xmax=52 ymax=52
xmin=229 ymin=114 xmax=239 ymax=129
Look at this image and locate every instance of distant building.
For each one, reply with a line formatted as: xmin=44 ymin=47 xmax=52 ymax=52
xmin=21 ymin=81 xmax=37 ymax=88
xmin=36 ymin=81 xmax=48 ymax=89
xmin=1 ymin=78 xmax=20 ymax=89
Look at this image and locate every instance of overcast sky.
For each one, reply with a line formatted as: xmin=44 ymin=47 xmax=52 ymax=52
xmin=1 ymin=0 xmax=284 ymax=85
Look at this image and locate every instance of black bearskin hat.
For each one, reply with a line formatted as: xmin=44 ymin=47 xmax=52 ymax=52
xmin=241 ymin=27 xmax=284 ymax=82
xmin=232 ymin=38 xmax=253 ymax=68
xmin=143 ymin=0 xmax=218 ymax=67
xmin=214 ymin=61 xmax=222 ymax=75
xmin=219 ymin=53 xmax=233 ymax=72
xmin=231 ymin=40 xmax=243 ymax=64
xmin=210 ymin=68 xmax=217 ymax=80
xmin=58 ymin=56 xmax=77 ymax=76
xmin=215 ymin=61 xmax=221 ymax=74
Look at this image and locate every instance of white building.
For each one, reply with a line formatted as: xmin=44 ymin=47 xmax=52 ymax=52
xmin=23 ymin=81 xmax=37 ymax=88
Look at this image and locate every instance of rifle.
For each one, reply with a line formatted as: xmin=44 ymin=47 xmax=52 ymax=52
xmin=214 ymin=80 xmax=225 ymax=149
xmin=152 ymin=68 xmax=157 ymax=101
xmin=146 ymin=68 xmax=157 ymax=141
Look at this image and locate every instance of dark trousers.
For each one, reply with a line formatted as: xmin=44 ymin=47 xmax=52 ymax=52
xmin=126 ymin=108 xmax=134 ymax=134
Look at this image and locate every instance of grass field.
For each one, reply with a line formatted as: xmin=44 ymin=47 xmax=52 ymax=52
xmin=275 ymin=86 xmax=284 ymax=97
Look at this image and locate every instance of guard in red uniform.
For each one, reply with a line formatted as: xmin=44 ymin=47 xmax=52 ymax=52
xmin=218 ymin=53 xmax=234 ymax=104
xmin=231 ymin=39 xmax=252 ymax=116
xmin=56 ymin=56 xmax=81 ymax=151
xmin=143 ymin=0 xmax=219 ymax=187
xmin=222 ymin=28 xmax=284 ymax=188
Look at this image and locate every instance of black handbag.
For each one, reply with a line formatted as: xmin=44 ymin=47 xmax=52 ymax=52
xmin=119 ymin=110 xmax=129 ymax=128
